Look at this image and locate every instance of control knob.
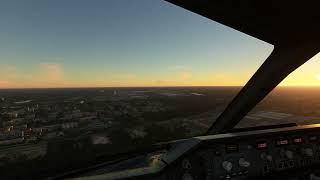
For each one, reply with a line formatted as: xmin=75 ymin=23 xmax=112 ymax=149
xmin=303 ymin=148 xmax=314 ymax=157
xmin=261 ymin=152 xmax=273 ymax=161
xmin=181 ymin=172 xmax=194 ymax=180
xmin=266 ymin=155 xmax=273 ymax=161
xmin=239 ymin=158 xmax=251 ymax=168
xmin=285 ymin=150 xmax=294 ymax=159
xmin=222 ymin=161 xmax=233 ymax=172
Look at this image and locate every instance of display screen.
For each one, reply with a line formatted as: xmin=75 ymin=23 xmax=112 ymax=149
xmin=293 ymin=137 xmax=303 ymax=144
xmin=256 ymin=141 xmax=268 ymax=149
xmin=226 ymin=144 xmax=239 ymax=153
xmin=309 ymin=135 xmax=318 ymax=142
xmin=276 ymin=139 xmax=289 ymax=146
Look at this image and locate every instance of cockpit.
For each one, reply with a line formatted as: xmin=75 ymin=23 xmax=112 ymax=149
xmin=0 ymin=0 xmax=319 ymax=179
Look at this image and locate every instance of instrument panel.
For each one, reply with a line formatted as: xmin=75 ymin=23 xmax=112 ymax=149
xmin=72 ymin=124 xmax=320 ymax=180
xmin=167 ymin=124 xmax=320 ymax=180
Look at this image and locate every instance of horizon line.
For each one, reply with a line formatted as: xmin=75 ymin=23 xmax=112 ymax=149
xmin=0 ymin=85 xmax=320 ymax=90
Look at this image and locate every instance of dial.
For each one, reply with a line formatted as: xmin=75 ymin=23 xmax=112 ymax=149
xmin=285 ymin=150 xmax=294 ymax=159
xmin=181 ymin=173 xmax=194 ymax=180
xmin=304 ymin=148 xmax=314 ymax=157
xmin=239 ymin=158 xmax=251 ymax=168
xmin=222 ymin=161 xmax=233 ymax=172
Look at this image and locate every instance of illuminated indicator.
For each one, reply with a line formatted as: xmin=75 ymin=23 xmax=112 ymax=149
xmin=256 ymin=142 xmax=268 ymax=149
xmin=309 ymin=135 xmax=318 ymax=142
xmin=226 ymin=144 xmax=238 ymax=153
xmin=293 ymin=137 xmax=303 ymax=144
xmin=276 ymin=139 xmax=289 ymax=146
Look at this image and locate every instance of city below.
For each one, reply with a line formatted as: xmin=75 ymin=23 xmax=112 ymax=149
xmin=0 ymin=86 xmax=319 ymax=178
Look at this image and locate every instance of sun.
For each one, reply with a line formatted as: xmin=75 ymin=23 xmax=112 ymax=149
xmin=317 ymin=74 xmax=320 ymax=81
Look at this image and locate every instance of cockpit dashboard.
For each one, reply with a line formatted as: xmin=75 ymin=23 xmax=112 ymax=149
xmin=68 ymin=123 xmax=320 ymax=180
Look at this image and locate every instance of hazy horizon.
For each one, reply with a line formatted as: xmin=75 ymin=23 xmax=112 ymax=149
xmin=1 ymin=85 xmax=320 ymax=90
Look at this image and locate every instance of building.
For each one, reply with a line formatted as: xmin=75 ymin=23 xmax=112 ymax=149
xmin=126 ymin=127 xmax=147 ymax=139
xmin=61 ymin=122 xmax=79 ymax=129
xmin=79 ymin=116 xmax=97 ymax=122
xmin=91 ymin=134 xmax=111 ymax=145
xmin=0 ymin=130 xmax=24 ymax=140
xmin=41 ymin=124 xmax=61 ymax=132
xmin=0 ymin=142 xmax=47 ymax=161
xmin=0 ymin=130 xmax=24 ymax=146
xmin=48 ymin=112 xmax=58 ymax=121
xmin=87 ymin=120 xmax=108 ymax=130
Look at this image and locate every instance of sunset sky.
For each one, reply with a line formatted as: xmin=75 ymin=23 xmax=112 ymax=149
xmin=0 ymin=0 xmax=319 ymax=88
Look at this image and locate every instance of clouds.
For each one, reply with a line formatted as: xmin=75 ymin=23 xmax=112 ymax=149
xmin=0 ymin=80 xmax=10 ymax=88
xmin=40 ymin=63 xmax=64 ymax=82
xmin=180 ymin=71 xmax=192 ymax=81
xmin=0 ymin=65 xmax=19 ymax=88
xmin=156 ymin=70 xmax=194 ymax=86
xmin=0 ymin=61 xmax=251 ymax=88
xmin=151 ymin=64 xmax=194 ymax=86
xmin=0 ymin=62 xmax=69 ymax=88
xmin=7 ymin=53 xmax=320 ymax=88
xmin=168 ymin=64 xmax=193 ymax=81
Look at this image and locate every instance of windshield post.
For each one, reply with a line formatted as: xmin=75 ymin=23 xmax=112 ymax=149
xmin=206 ymin=43 xmax=320 ymax=135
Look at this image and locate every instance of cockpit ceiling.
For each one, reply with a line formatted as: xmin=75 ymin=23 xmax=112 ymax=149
xmin=165 ymin=0 xmax=320 ymax=45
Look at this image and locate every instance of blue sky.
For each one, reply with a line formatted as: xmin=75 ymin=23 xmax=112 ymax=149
xmin=0 ymin=0 xmax=278 ymax=88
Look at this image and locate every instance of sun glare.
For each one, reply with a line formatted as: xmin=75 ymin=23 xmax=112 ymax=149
xmin=317 ymin=74 xmax=320 ymax=81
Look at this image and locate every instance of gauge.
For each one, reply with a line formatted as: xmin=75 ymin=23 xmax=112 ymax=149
xmin=182 ymin=159 xmax=192 ymax=169
xmin=181 ymin=172 xmax=194 ymax=180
